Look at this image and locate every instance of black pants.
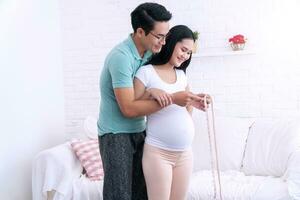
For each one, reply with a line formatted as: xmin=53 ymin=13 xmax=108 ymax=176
xmin=99 ymin=131 xmax=148 ymax=200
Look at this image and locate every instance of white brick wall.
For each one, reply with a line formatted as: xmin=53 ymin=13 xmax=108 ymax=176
xmin=60 ymin=0 xmax=300 ymax=137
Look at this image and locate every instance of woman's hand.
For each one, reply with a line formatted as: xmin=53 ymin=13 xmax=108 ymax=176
xmin=192 ymin=94 xmax=212 ymax=111
xmin=147 ymin=88 xmax=173 ymax=107
xmin=172 ymin=91 xmax=202 ymax=107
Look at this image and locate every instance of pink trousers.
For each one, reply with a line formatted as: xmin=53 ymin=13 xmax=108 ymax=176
xmin=142 ymin=144 xmax=193 ymax=200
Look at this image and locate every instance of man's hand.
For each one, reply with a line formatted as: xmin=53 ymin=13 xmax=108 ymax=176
xmin=147 ymin=88 xmax=173 ymax=107
xmin=171 ymin=91 xmax=202 ymax=107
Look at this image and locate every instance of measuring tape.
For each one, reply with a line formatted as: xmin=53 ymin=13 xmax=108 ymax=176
xmin=204 ymin=95 xmax=223 ymax=200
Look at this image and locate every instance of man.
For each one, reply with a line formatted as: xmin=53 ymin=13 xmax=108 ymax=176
xmin=97 ymin=3 xmax=203 ymax=200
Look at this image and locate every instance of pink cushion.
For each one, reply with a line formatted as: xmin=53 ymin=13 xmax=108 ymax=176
xmin=70 ymin=139 xmax=104 ymax=181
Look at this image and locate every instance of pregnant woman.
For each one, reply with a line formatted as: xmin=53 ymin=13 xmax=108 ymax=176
xmin=134 ymin=25 xmax=210 ymax=200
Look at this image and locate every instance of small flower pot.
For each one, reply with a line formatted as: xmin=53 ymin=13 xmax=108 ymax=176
xmin=230 ymin=43 xmax=245 ymax=51
xmin=192 ymin=40 xmax=198 ymax=53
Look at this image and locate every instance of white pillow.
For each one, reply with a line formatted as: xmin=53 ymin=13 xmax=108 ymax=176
xmin=242 ymin=118 xmax=300 ymax=177
xmin=192 ymin=111 xmax=254 ymax=172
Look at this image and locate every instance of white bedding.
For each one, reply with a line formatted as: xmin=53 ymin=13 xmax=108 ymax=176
xmin=188 ymin=170 xmax=290 ymax=200
xmin=68 ymin=170 xmax=290 ymax=200
xmin=32 ymin=142 xmax=82 ymax=200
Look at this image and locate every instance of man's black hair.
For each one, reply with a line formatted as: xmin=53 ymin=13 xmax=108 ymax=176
xmin=131 ymin=2 xmax=172 ymax=35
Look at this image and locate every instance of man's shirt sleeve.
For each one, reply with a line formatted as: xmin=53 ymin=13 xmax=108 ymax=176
xmin=108 ymin=52 xmax=134 ymax=88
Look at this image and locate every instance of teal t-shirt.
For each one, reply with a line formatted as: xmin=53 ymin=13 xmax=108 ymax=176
xmin=98 ymin=35 xmax=152 ymax=136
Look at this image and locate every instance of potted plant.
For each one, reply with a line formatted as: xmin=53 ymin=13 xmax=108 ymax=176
xmin=192 ymin=31 xmax=200 ymax=53
xmin=228 ymin=34 xmax=246 ymax=51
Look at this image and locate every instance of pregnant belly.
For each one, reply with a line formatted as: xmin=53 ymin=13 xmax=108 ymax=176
xmin=146 ymin=110 xmax=195 ymax=150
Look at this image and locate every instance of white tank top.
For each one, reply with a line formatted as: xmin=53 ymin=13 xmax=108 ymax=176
xmin=135 ymin=65 xmax=195 ymax=151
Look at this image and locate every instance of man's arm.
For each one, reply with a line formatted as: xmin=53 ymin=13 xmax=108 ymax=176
xmin=114 ymin=87 xmax=162 ymax=118
xmin=115 ymin=78 xmax=201 ymax=118
xmin=108 ymin=53 xmax=163 ymax=118
xmin=133 ymin=78 xmax=152 ymax=100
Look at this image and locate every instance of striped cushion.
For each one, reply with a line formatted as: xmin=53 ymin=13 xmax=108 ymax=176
xmin=70 ymin=139 xmax=104 ymax=181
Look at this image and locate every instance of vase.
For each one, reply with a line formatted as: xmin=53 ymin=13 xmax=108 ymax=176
xmin=192 ymin=40 xmax=198 ymax=53
xmin=230 ymin=43 xmax=245 ymax=51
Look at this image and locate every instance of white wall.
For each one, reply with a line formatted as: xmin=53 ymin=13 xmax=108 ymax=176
xmin=0 ymin=0 xmax=65 ymax=199
xmin=61 ymin=0 xmax=300 ymax=136
xmin=189 ymin=0 xmax=300 ymax=118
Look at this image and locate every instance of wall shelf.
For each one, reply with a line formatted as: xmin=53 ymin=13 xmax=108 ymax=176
xmin=192 ymin=49 xmax=256 ymax=58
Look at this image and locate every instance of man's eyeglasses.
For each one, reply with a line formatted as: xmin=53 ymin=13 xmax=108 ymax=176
xmin=149 ymin=32 xmax=170 ymax=41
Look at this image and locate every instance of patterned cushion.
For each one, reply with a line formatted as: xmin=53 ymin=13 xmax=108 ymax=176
xmin=71 ymin=139 xmax=104 ymax=181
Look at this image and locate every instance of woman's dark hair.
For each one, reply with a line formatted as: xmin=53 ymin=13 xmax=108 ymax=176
xmin=147 ymin=25 xmax=196 ymax=73
xmin=131 ymin=3 xmax=172 ymax=35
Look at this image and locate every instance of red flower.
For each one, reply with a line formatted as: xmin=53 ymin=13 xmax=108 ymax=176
xmin=229 ymin=34 xmax=246 ymax=44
